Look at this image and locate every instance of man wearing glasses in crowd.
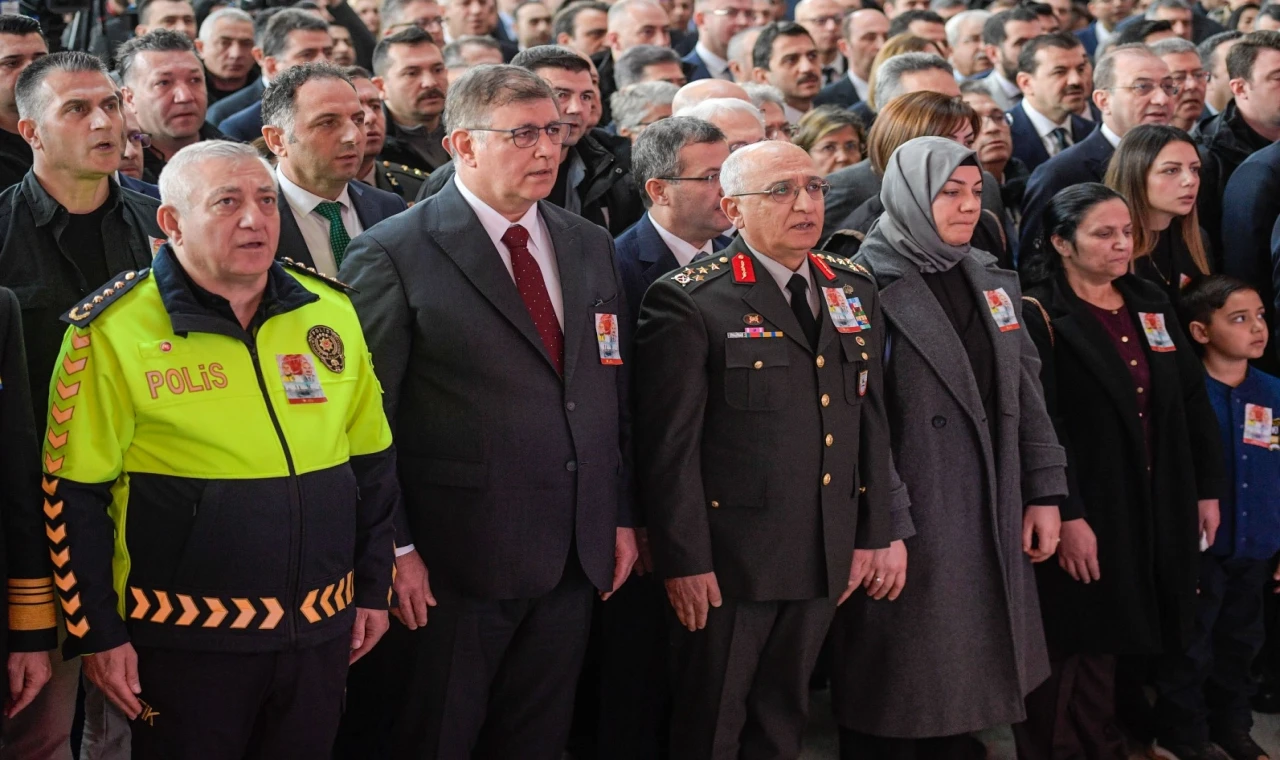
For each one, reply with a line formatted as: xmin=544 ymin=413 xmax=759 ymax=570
xmin=684 ymin=0 xmax=755 ymax=81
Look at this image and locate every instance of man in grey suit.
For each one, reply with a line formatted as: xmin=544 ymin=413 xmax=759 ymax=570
xmin=260 ymin=63 xmax=407 ymax=276
xmin=339 ymin=64 xmax=638 ymax=760
xmin=634 ymin=141 xmax=897 ymax=760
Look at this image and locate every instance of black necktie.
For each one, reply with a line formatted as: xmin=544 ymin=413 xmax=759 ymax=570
xmin=1050 ymin=126 xmax=1070 ymax=154
xmin=787 ymin=274 xmax=818 ymax=350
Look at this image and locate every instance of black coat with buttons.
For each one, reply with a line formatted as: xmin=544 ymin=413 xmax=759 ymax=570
xmin=1023 ymin=272 xmax=1225 ymax=656
xmin=633 ymin=235 xmax=896 ymax=602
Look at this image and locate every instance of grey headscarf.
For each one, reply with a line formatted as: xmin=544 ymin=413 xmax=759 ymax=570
xmin=872 ymin=136 xmax=980 ymax=274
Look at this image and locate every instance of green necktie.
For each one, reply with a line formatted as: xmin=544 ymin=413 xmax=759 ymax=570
xmin=315 ymin=201 xmax=351 ymax=268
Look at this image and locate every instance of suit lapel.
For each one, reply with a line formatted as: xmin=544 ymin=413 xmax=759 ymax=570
xmin=426 ymin=182 xmax=560 ymax=374
xmin=347 ymin=181 xmax=375 ymax=230
xmin=277 ymin=199 xmax=315 ymax=269
xmin=1012 ymin=107 xmax=1050 ymax=168
xmin=546 ymin=204 xmax=587 ymax=384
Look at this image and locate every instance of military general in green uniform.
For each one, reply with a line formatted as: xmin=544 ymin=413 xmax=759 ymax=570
xmin=633 ymin=141 xmax=902 ymax=760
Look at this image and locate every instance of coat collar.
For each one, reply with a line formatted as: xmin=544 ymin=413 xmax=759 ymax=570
xmin=721 ymin=235 xmax=839 ymax=354
xmin=22 ymin=171 xmax=124 ymax=228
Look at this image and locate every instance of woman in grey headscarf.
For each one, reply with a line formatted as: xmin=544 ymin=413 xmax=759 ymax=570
xmin=830 ymin=136 xmax=1070 ymax=759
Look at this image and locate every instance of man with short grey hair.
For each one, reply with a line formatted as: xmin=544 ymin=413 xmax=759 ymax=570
xmin=340 ymin=62 xmax=638 ymax=760
xmin=261 ymin=63 xmax=407 ymax=275
xmin=195 ymin=7 xmax=257 ymax=104
xmin=947 ymin=9 xmax=992 ymax=79
xmin=634 ymin=138 xmax=893 ymax=760
xmin=1152 ymin=36 xmax=1207 ymax=131
xmin=611 ymin=80 xmax=678 ymax=141
xmin=676 ymin=96 xmax=766 ymax=151
xmin=726 ymin=26 xmax=762 ymax=82
xmin=442 ymin=34 xmax=504 ymax=82
xmin=742 ymin=81 xmax=792 ymax=140
xmin=871 ymin=51 xmax=958 ymax=111
xmin=1144 ymin=0 xmax=1194 ymax=40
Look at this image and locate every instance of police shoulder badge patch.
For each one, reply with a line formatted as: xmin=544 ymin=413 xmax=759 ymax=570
xmin=307 ymin=325 xmax=345 ymax=373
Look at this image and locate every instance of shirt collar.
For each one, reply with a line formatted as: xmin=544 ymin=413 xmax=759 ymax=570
xmin=23 ymin=171 xmax=121 ymax=228
xmin=783 ymin=102 xmax=808 ymax=124
xmin=847 ymin=70 xmax=870 ymax=101
xmin=453 ymin=172 xmax=542 ymax=244
xmin=1101 ymin=123 xmax=1123 ymax=148
xmin=745 ymin=240 xmax=815 ymax=297
xmin=694 ymin=41 xmax=730 ymax=78
xmin=276 ymin=166 xmax=352 ymax=217
xmin=1021 ymin=100 xmax=1072 ymax=137
xmin=649 ymin=213 xmax=712 ymax=267
xmin=990 ymin=68 xmax=1021 ymax=98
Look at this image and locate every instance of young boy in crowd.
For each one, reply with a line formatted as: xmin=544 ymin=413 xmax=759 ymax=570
xmin=1154 ymin=275 xmax=1280 ymax=760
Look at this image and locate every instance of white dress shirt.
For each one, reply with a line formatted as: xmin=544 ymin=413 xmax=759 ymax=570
xmin=749 ymin=243 xmax=819 ymax=318
xmin=1020 ymin=100 xmax=1076 ymax=157
xmin=454 ymin=174 xmax=565 ymax=329
xmin=276 ymin=168 xmax=364 ymax=277
xmin=848 ymin=71 xmax=870 ymax=103
xmin=987 ymin=68 xmax=1022 ymax=109
xmin=1101 ymin=123 xmax=1122 ymax=148
xmin=694 ymin=41 xmax=733 ymax=80
xmin=783 ymin=102 xmax=809 ymax=124
xmin=650 ymin=214 xmax=713 ymax=267
xmin=1094 ymin=20 xmax=1116 ymax=50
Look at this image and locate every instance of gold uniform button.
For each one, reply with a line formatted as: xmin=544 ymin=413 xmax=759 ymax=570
xmin=816 ymin=355 xmax=825 ymax=368
xmin=861 ymin=352 xmax=869 ymax=360
xmin=821 ymin=393 xmax=830 ymax=407
xmin=710 ymin=500 xmax=720 ymax=508
xmin=856 ymin=336 xmax=865 ymax=346
xmin=822 ymin=473 xmax=831 ymax=485
xmin=825 ymin=434 xmax=834 ymax=446
xmin=753 ymin=360 xmax=763 ymax=369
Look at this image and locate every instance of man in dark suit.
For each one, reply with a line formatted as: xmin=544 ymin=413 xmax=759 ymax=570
xmin=617 ymin=116 xmax=733 ymax=320
xmin=442 ymin=0 xmax=518 ymax=59
xmin=1075 ymin=0 xmax=1132 ymax=56
xmin=262 ymin=64 xmax=407 ymax=276
xmin=339 ymin=63 xmax=638 ymax=760
xmin=1019 ymin=43 xmax=1174 ymax=265
xmin=683 ymin=0 xmax=753 ymax=80
xmin=634 ymin=139 xmax=894 ymax=760
xmin=214 ymin=9 xmax=334 ymax=141
xmin=815 ymin=9 xmax=887 ymax=108
xmin=1008 ymin=32 xmax=1095 ymax=173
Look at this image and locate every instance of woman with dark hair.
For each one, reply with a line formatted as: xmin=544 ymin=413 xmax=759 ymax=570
xmin=1015 ymin=183 xmax=1224 ymax=760
xmin=1228 ymin=3 xmax=1260 ymax=30
xmin=1104 ymin=124 xmax=1213 ymax=301
xmin=832 ymin=136 xmax=1068 ymax=758
xmin=823 ymin=91 xmax=1013 ymax=268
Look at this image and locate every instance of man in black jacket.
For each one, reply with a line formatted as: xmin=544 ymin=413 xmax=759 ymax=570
xmin=0 ymin=16 xmax=46 ymax=192
xmin=0 ymin=50 xmax=164 ymax=760
xmin=374 ymin=27 xmax=452 ymax=174
xmin=417 ymin=46 xmax=643 ymax=234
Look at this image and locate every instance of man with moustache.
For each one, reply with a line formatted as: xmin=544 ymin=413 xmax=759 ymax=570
xmin=1153 ymin=37 xmax=1208 ymax=132
xmin=345 ymin=66 xmax=427 ymax=199
xmin=1009 ymin=32 xmax=1093 ymax=173
xmin=417 ymin=46 xmax=643 ymax=235
xmin=1018 ymin=43 xmax=1174 ymax=263
xmin=262 ymin=64 xmax=407 ymax=276
xmin=633 ymin=139 xmax=893 ymax=760
xmin=117 ymin=30 xmax=227 ymax=184
xmin=751 ymin=22 xmax=823 ymax=124
xmin=947 ymin=9 xmax=993 ymax=80
xmin=339 ymin=63 xmax=639 ymax=760
xmin=814 ymin=9 xmax=888 ymax=108
xmin=374 ymin=27 xmax=451 ymax=175
xmin=795 ymin=0 xmax=850 ymax=85
xmin=196 ymin=8 xmax=258 ymax=105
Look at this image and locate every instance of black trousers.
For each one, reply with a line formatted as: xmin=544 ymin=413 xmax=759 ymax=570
xmin=595 ymin=571 xmax=671 ymax=760
xmin=669 ymin=596 xmax=834 ymax=760
xmin=1013 ymin=653 xmax=1128 ymax=760
xmin=333 ymin=618 xmax=415 ymax=759
xmin=130 ymin=634 xmax=350 ymax=760
xmin=1152 ymin=553 xmax=1269 ymax=744
xmin=391 ymin=558 xmax=595 ymax=760
xmin=838 ymin=729 xmax=986 ymax=760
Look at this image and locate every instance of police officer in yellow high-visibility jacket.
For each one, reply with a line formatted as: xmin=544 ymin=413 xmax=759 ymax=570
xmin=40 ymin=141 xmax=399 ymax=760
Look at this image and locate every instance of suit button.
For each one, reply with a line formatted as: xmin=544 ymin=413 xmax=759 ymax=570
xmin=565 ymin=401 xmax=576 ymax=411
xmin=821 ymin=393 xmax=830 ymax=407
xmin=859 ymin=486 xmax=867 ymax=494
xmin=710 ymin=500 xmax=720 ymax=508
xmin=816 ymin=355 xmax=825 ymax=368
xmin=566 ymin=461 xmax=577 ymax=471
xmin=753 ymin=360 xmax=763 ymax=369
xmin=822 ymin=473 xmax=831 ymax=485
xmin=825 ymin=434 xmax=834 ymax=446
xmin=932 ymin=416 xmax=946 ymax=428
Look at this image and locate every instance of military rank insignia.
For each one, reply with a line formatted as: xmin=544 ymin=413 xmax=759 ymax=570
xmin=307 ymin=326 xmax=345 ymax=373
xmin=731 ymin=253 xmax=755 ymax=283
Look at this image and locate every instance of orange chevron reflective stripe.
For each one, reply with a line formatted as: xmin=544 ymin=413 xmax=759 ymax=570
xmin=44 ymin=453 xmax=63 ymax=473
xmin=151 ymin=590 xmax=172 ymax=623
xmin=175 ymin=594 xmax=198 ymax=626
xmin=45 ymin=523 xmax=66 ymax=544
xmin=54 ymin=571 xmax=75 ymax=592
xmin=319 ymin=584 xmax=334 ymax=617
xmin=49 ymin=547 xmax=68 ymax=568
xmin=70 ymin=332 xmax=90 ymax=349
xmin=130 ymin=587 xmax=150 ymax=619
xmin=41 ymin=477 xmax=57 ymax=496
xmin=203 ymin=597 xmax=227 ymax=628
xmin=335 ymin=577 xmax=347 ymax=611
xmin=60 ymin=593 xmax=81 ymax=615
xmin=65 ymin=617 xmax=88 ymax=637
xmin=231 ymin=598 xmax=255 ymax=629
xmin=49 ymin=404 xmax=73 ymax=424
xmin=46 ymin=429 xmax=68 ymax=449
xmin=43 ymin=500 xmax=62 ymax=520
xmin=55 ymin=379 xmax=79 ymax=399
xmin=300 ymin=589 xmax=320 ymax=623
xmin=347 ymin=571 xmax=354 ymax=604
xmin=62 ymin=355 xmax=87 ymax=374
xmin=260 ymin=598 xmax=283 ymax=629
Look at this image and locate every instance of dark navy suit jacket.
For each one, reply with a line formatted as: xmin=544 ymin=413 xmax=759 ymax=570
xmin=1076 ymin=22 xmax=1099 ymax=57
xmin=682 ymin=48 xmax=715 ymax=82
xmin=219 ymin=100 xmax=264 ymax=143
xmin=119 ymin=174 xmax=160 ymax=200
xmin=1018 ymin=127 xmax=1116 ymax=268
xmin=813 ymin=76 xmax=859 ymax=109
xmin=277 ymin=179 xmax=408 ymax=270
xmin=1008 ymin=102 xmax=1096 ymax=173
xmin=208 ymin=78 xmax=264 ymax=127
xmin=615 ymin=212 xmax=731 ymax=322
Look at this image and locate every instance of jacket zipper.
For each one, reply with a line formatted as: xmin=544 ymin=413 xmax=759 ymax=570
xmin=247 ymin=338 xmax=303 ymax=645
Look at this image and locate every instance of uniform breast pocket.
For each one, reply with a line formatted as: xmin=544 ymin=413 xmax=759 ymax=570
xmin=724 ymin=338 xmax=790 ymax=411
xmin=840 ymin=336 xmax=868 ymax=405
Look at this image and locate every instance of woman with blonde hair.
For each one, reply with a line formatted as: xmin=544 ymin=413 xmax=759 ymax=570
xmin=1104 ymin=124 xmax=1213 ymax=301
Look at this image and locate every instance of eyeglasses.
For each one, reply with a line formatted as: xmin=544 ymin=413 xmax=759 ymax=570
xmin=710 ymin=8 xmax=755 ymax=20
xmin=656 ymin=172 xmax=721 ymax=183
xmin=464 ymin=122 xmax=570 ymax=148
xmin=1112 ymin=80 xmax=1181 ymax=97
xmin=127 ymin=131 xmax=152 ymax=149
xmin=731 ymin=179 xmax=831 ymax=202
xmin=797 ymin=12 xmax=844 ymax=25
xmin=765 ymin=123 xmax=798 ymax=139
xmin=1169 ymin=70 xmax=1212 ymax=85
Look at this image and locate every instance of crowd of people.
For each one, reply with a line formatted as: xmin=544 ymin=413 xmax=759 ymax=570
xmin=0 ymin=0 xmax=1275 ymax=757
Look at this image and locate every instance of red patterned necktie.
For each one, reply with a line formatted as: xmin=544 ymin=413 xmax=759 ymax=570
xmin=501 ymin=224 xmax=563 ymax=374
